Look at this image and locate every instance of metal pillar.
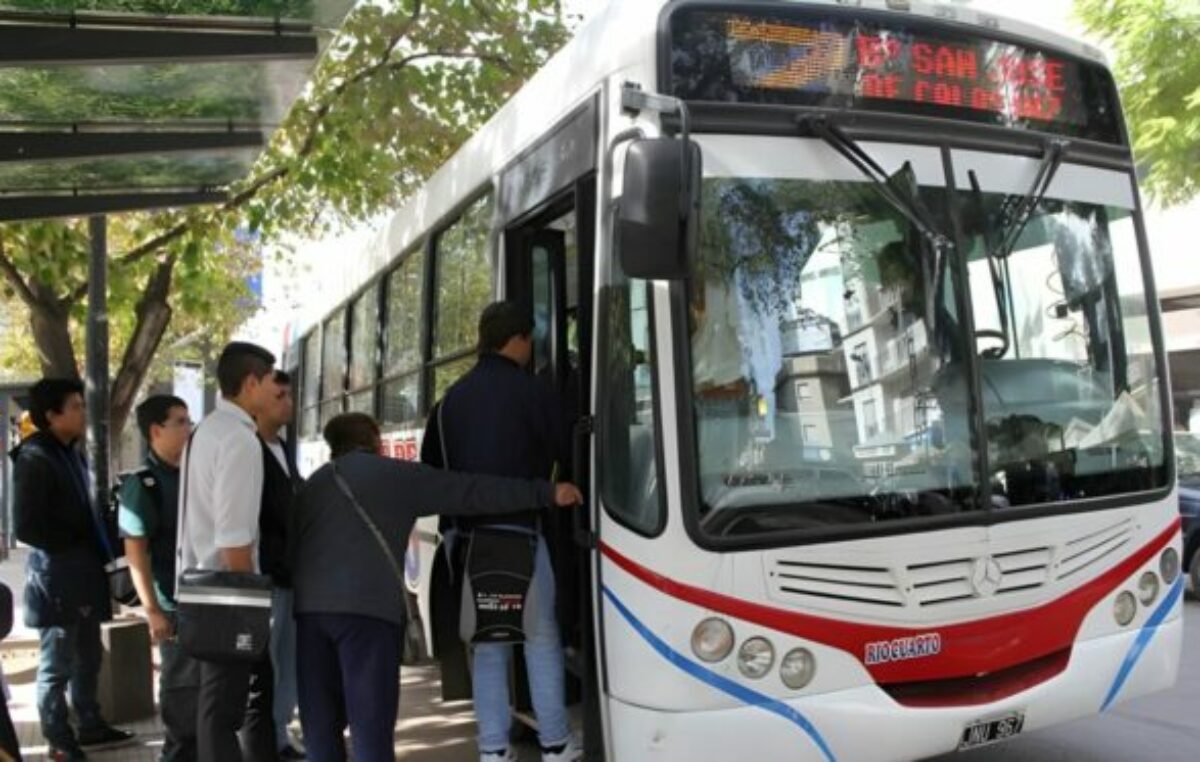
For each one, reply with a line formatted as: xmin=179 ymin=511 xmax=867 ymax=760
xmin=86 ymin=215 xmax=109 ymax=513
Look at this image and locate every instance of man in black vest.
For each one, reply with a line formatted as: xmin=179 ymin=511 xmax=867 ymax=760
xmin=12 ymin=378 xmax=135 ymax=760
xmin=257 ymin=371 xmax=305 ymax=760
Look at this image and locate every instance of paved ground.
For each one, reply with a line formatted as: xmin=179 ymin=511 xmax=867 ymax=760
xmin=0 ymin=549 xmax=529 ymax=761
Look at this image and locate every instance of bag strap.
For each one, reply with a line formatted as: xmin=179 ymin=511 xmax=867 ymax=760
xmin=437 ymin=400 xmax=450 ymax=470
xmin=176 ymin=427 xmax=199 ymax=584
xmin=330 ymin=461 xmax=404 ymax=588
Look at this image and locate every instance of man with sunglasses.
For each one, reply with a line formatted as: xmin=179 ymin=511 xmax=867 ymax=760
xmin=119 ymin=395 xmax=196 ymax=761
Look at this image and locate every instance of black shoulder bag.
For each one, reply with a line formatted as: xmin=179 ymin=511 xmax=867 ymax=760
xmin=439 ymin=404 xmax=538 ymax=645
xmin=174 ymin=426 xmax=273 ymax=663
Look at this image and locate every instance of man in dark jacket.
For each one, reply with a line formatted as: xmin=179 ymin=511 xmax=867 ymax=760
xmin=420 ymin=301 xmax=576 ymax=762
xmin=256 ymin=371 xmax=305 ymax=759
xmin=12 ymin=378 xmax=134 ymax=760
xmin=290 ymin=412 xmax=581 ymax=762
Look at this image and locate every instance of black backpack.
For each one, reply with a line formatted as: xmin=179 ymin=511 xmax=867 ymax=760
xmin=106 ymin=467 xmax=162 ymax=607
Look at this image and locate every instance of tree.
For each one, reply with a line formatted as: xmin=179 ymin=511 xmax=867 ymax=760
xmin=1076 ymin=0 xmax=1200 ymax=205
xmin=0 ymin=0 xmax=571 ymax=437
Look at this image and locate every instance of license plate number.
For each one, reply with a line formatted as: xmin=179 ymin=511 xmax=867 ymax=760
xmin=958 ymin=713 xmax=1025 ymax=750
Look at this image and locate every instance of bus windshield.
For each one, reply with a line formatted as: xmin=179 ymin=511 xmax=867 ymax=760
xmin=688 ymin=138 xmax=1168 ymax=539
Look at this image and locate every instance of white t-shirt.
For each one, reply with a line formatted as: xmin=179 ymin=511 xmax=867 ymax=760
xmin=265 ymin=438 xmax=290 ymax=477
xmin=178 ymin=397 xmax=264 ymax=572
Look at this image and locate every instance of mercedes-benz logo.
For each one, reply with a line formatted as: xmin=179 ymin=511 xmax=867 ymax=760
xmin=970 ymin=557 xmax=1003 ymax=597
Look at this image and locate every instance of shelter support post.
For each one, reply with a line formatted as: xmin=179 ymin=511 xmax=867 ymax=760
xmin=86 ymin=215 xmax=109 ymax=514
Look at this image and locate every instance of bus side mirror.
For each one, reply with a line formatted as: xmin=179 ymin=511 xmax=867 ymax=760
xmin=617 ymin=138 xmax=701 ymax=280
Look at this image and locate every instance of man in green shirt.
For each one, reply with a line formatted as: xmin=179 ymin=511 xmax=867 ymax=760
xmin=118 ymin=395 xmax=196 ymax=762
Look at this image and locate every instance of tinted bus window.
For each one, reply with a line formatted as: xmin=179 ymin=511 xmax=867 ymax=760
xmin=432 ymin=193 xmax=493 ymax=360
xmin=348 ymin=282 xmax=380 ymax=415
xmin=382 ymin=248 xmax=426 ymax=428
xmin=320 ymin=309 xmax=347 ymax=428
xmin=300 ymin=330 xmax=321 ymax=438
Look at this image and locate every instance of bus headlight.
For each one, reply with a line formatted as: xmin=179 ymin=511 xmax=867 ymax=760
xmin=1160 ymin=548 xmax=1180 ymax=585
xmin=691 ymin=618 xmax=734 ymax=663
xmin=1114 ymin=591 xmax=1137 ymax=626
xmin=736 ymin=637 xmax=775 ymax=679
xmin=1137 ymin=571 xmax=1160 ymax=606
xmin=780 ymin=647 xmax=817 ymax=690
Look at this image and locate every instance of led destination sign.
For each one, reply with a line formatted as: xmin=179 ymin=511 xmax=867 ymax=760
xmin=727 ymin=18 xmax=1077 ymax=124
xmin=670 ymin=10 xmax=1122 ymax=143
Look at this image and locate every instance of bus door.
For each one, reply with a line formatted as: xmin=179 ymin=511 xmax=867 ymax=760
xmin=503 ymin=175 xmax=601 ymax=752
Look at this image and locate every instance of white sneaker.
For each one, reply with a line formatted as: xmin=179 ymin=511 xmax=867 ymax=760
xmin=541 ymin=731 xmax=584 ymax=762
xmin=480 ymin=748 xmax=518 ymax=762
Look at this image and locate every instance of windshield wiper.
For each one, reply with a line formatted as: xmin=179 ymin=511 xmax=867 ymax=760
xmin=968 ymin=138 xmax=1069 ymax=359
xmin=799 ymin=115 xmax=953 ymax=350
xmin=993 ymin=138 xmax=1069 ymax=260
xmin=800 ymin=116 xmax=949 ymax=247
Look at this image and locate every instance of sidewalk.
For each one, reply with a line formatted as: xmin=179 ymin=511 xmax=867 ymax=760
xmin=1 ymin=550 xmax=538 ymax=760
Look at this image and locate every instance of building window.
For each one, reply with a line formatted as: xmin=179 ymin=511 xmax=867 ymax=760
xmin=795 ymin=380 xmax=812 ymax=401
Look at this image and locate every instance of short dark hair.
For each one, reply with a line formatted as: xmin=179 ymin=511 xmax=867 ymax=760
xmin=29 ymin=378 xmax=84 ymax=430
xmin=274 ymin=370 xmax=291 ymax=386
xmin=135 ymin=395 xmax=187 ymax=442
xmin=216 ymin=342 xmax=275 ymax=398
xmin=478 ymin=301 xmax=533 ymax=354
xmin=323 ymin=412 xmax=381 ymax=459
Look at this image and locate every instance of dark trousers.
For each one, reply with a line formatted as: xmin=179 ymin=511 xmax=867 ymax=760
xmin=36 ymin=619 xmax=103 ymax=747
xmin=196 ymin=653 xmax=277 ymax=762
xmin=0 ymin=691 xmax=21 ymax=761
xmin=159 ymin=630 xmax=201 ymax=762
xmin=296 ymin=613 xmax=401 ymax=762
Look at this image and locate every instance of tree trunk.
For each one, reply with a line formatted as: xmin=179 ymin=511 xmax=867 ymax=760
xmin=109 ymin=255 xmax=176 ymax=439
xmin=27 ymin=282 xmax=79 ymax=379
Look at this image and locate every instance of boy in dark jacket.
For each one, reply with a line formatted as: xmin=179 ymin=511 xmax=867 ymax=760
xmin=11 ymin=378 xmax=134 ymax=760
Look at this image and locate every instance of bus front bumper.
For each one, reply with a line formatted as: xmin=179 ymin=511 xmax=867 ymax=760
xmin=605 ymin=614 xmax=1182 ymax=762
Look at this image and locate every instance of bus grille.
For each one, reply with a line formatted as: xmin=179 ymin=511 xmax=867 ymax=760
xmin=765 ymin=521 xmax=1134 ymax=612
xmin=1054 ymin=518 xmax=1134 ymax=581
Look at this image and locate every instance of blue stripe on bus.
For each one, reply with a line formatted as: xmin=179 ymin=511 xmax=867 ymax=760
xmin=601 ymin=586 xmax=837 ymax=762
xmin=1100 ymin=576 xmax=1183 ymax=712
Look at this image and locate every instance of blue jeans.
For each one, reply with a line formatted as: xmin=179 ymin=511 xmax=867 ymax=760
xmin=472 ymin=534 xmax=570 ymax=752
xmin=37 ymin=619 xmax=104 ymax=747
xmin=271 ymin=588 xmax=299 ymax=749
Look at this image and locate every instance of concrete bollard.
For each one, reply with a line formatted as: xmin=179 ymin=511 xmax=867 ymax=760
xmin=96 ymin=617 xmax=154 ymax=723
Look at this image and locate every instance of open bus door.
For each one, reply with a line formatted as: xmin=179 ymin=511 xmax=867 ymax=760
xmin=503 ymin=176 xmax=604 ymax=757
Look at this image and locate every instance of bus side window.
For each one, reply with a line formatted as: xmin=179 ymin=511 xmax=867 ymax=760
xmin=600 ymin=280 xmax=664 ymax=535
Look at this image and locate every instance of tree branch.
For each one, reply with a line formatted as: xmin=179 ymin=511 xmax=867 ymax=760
xmin=0 ymin=233 xmax=39 ymax=309
xmin=103 ymin=0 xmax=515 ymax=283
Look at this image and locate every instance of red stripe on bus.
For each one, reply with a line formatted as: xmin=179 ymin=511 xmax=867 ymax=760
xmin=599 ymin=518 xmax=1180 ymax=683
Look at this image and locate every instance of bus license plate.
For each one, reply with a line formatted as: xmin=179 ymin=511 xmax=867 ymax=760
xmin=958 ymin=713 xmax=1025 ymax=750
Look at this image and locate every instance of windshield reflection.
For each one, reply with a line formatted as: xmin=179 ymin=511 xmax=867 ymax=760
xmin=689 ymin=160 xmax=1167 ymax=539
xmin=691 ymin=177 xmax=977 ymax=536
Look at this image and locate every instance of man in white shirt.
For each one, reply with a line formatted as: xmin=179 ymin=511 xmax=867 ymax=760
xmin=179 ymin=341 xmax=280 ymax=762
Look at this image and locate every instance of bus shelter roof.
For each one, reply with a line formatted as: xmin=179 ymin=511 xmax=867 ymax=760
xmin=0 ymin=1 xmax=356 ymax=222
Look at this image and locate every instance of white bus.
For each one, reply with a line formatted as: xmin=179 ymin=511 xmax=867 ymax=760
xmin=285 ymin=1 xmax=1184 ymax=759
